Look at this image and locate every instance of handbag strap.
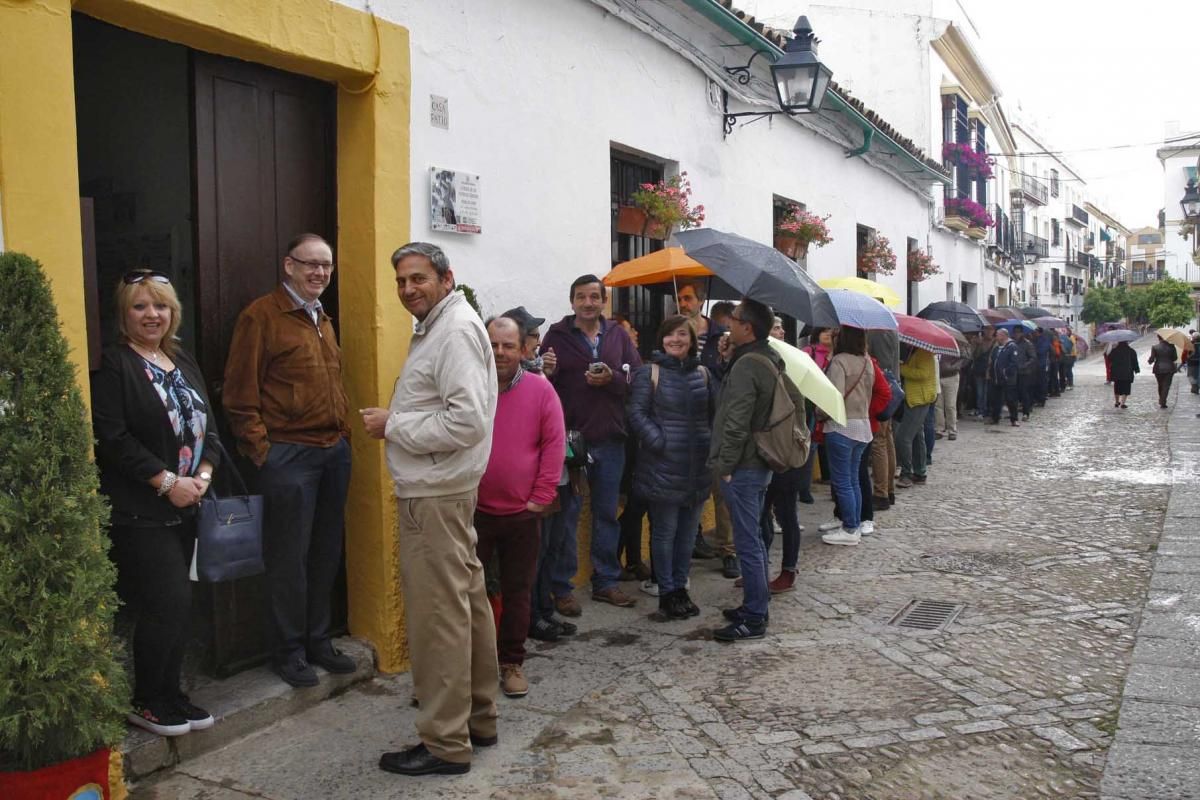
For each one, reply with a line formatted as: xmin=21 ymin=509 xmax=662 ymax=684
xmin=205 ymin=436 xmax=250 ymax=499
xmin=839 ymin=356 xmax=869 ymax=398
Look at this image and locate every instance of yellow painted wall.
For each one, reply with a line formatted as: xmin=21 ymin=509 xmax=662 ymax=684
xmin=0 ymin=0 xmax=413 ymax=703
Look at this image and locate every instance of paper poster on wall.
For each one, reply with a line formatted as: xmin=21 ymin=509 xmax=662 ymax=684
xmin=430 ymin=167 xmax=481 ymax=234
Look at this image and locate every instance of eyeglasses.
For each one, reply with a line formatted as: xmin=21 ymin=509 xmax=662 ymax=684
xmin=123 ymin=270 xmax=170 ymax=285
xmin=288 ymin=256 xmax=335 ymax=274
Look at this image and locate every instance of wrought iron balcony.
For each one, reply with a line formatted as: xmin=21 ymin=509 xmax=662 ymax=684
xmin=1022 ymin=232 xmax=1049 ymax=259
xmin=1067 ymin=204 xmax=1089 ymax=227
xmin=1084 ymin=232 xmax=1095 ymax=251
xmin=1018 ymin=174 xmax=1049 ymax=205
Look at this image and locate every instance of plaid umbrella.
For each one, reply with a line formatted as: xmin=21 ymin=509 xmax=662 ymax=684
xmin=894 ymin=313 xmax=960 ymax=356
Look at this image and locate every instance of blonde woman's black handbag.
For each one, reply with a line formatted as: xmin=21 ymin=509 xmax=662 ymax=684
xmin=195 ymin=441 xmax=265 ymax=582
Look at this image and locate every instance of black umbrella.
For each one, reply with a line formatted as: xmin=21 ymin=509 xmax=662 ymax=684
xmin=674 ymin=228 xmax=838 ymax=327
xmin=917 ymin=301 xmax=988 ymax=333
xmin=1019 ymin=306 xmax=1054 ymax=319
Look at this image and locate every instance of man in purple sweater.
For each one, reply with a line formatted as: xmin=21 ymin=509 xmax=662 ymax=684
xmin=475 ymin=318 xmax=565 ymax=698
xmin=541 ymin=275 xmax=642 ymax=609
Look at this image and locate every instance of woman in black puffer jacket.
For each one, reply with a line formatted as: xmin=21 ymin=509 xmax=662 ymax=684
xmin=628 ymin=315 xmax=716 ymax=621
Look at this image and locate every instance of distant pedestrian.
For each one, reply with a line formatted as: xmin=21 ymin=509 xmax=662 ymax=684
xmin=1012 ymin=328 xmax=1038 ymax=421
xmin=1148 ymin=335 xmax=1178 ymax=409
xmin=971 ymin=330 xmax=992 ymax=417
xmin=1188 ymin=332 xmax=1200 ymax=394
xmin=1108 ymin=341 xmax=1139 ymax=409
xmin=501 ymin=305 xmax=552 ymax=375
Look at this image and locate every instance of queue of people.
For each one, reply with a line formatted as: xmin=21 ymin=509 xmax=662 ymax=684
xmin=95 ymin=236 xmax=1143 ymax=778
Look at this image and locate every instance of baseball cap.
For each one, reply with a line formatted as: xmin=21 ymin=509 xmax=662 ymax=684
xmin=501 ymin=306 xmax=545 ymax=335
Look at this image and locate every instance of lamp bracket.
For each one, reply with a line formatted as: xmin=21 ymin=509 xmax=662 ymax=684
xmin=723 ymin=50 xmax=772 ymax=86
xmin=721 ymin=89 xmax=793 ymax=137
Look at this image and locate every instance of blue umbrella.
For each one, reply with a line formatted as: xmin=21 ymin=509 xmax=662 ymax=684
xmin=826 ymin=289 xmax=898 ymax=330
xmin=992 ymin=319 xmax=1036 ymax=332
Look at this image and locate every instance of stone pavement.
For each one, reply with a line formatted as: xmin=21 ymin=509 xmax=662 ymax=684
xmin=133 ymin=349 xmax=1199 ymax=800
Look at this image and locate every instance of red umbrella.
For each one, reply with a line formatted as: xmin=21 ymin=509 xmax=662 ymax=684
xmin=895 ymin=313 xmax=961 ymax=356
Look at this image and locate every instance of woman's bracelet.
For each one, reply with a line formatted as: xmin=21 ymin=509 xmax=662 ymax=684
xmin=156 ymin=472 xmax=178 ymax=496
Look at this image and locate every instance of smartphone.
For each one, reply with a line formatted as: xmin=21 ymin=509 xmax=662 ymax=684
xmin=588 ymin=362 xmax=607 ymax=374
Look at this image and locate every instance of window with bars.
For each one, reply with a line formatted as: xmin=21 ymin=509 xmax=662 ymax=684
xmin=1051 ymin=219 xmax=1061 ymax=247
xmin=1050 ymin=169 xmax=1060 ymax=198
xmin=610 ymin=149 xmax=665 ymax=354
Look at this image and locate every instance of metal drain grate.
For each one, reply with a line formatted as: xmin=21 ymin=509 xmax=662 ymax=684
xmin=888 ymin=599 xmax=963 ymax=631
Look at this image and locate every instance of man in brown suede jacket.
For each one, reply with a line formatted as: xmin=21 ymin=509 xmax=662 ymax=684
xmin=223 ymin=232 xmax=354 ymax=688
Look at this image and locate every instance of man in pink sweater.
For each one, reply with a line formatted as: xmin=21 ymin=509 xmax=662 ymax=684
xmin=476 ymin=317 xmax=566 ymax=698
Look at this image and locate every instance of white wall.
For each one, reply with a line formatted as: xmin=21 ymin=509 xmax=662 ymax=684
xmin=1161 ymin=149 xmax=1200 ymax=290
xmin=338 ymin=0 xmax=942 ymax=327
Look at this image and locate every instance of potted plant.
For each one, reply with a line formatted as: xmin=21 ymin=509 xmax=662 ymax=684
xmin=0 ymin=252 xmax=129 ymax=799
xmin=857 ymin=234 xmax=897 ymax=277
xmin=941 ymin=142 xmax=994 ymax=180
xmin=616 ymin=172 xmax=705 ymax=240
xmin=774 ymin=204 xmax=833 ymax=260
xmin=944 ymin=197 xmax=993 ymax=238
xmin=943 ymin=197 xmax=972 ymax=232
xmin=907 ymin=247 xmax=941 ymax=282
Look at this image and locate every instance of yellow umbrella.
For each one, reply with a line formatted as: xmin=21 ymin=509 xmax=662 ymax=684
xmin=1157 ymin=328 xmax=1193 ymax=356
xmin=766 ymin=338 xmax=847 ymax=426
xmin=818 ymin=276 xmax=902 ymax=308
xmin=603 ymin=247 xmax=712 ymax=287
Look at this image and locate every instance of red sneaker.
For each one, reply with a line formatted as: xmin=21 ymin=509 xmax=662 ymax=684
xmin=768 ymin=570 xmax=796 ymax=594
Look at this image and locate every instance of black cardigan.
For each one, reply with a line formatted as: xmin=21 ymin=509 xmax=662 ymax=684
xmin=91 ymin=344 xmax=222 ymax=527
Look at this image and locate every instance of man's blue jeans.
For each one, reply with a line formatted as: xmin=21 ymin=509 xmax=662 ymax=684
xmin=974 ymin=376 xmax=988 ymax=415
xmin=649 ymin=500 xmax=705 ymax=595
xmin=825 ymin=433 xmax=869 ymax=531
xmin=562 ymin=440 xmax=626 ymax=593
xmin=720 ymin=467 xmax=772 ymax=622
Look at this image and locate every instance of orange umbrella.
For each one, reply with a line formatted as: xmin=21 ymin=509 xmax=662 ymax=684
xmin=602 ymin=247 xmax=713 ymax=287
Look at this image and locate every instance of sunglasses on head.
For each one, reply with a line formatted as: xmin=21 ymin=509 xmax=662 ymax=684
xmin=123 ymin=270 xmax=171 ymax=285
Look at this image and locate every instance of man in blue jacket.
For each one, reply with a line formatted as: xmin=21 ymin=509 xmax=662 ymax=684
xmin=1031 ymin=328 xmax=1051 ymax=406
xmin=541 ymin=275 xmax=642 ymax=610
xmin=988 ymin=329 xmax=1020 ymax=427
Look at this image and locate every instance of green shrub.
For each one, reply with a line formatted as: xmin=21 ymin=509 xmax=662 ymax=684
xmin=0 ymin=251 xmax=128 ymax=770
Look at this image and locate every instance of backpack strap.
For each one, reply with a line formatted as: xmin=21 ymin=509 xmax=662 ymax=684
xmin=650 ymin=363 xmax=660 ymax=393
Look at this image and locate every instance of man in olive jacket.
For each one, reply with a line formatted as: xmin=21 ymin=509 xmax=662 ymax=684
xmin=708 ymin=298 xmax=798 ymax=643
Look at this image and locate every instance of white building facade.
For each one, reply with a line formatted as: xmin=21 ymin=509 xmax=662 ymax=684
xmin=346 ymin=0 xmax=959 ymax=338
xmin=1157 ymin=128 xmax=1200 ymax=305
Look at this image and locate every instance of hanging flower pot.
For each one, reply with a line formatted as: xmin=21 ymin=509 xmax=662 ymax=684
xmin=775 ymin=205 xmax=832 ymax=261
xmin=944 ymin=215 xmax=971 ymax=232
xmin=773 ymin=233 xmax=810 ymax=260
xmin=626 ymin=173 xmax=705 ymax=241
xmin=965 ymin=227 xmax=987 ymax=240
xmin=907 ymin=247 xmax=940 ymax=283
xmin=857 ymin=234 xmax=897 ymax=276
xmin=615 ymin=206 xmax=672 ymax=240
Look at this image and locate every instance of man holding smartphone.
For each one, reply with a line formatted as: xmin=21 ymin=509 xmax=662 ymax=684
xmin=540 ymin=274 xmax=642 ymax=610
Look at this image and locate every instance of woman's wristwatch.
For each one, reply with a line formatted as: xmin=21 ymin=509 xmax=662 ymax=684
xmin=197 ymin=471 xmax=213 ymax=483
xmin=156 ymin=472 xmax=178 ymax=496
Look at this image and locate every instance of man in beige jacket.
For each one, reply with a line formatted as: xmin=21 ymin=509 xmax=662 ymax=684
xmin=361 ymin=241 xmax=498 ymax=777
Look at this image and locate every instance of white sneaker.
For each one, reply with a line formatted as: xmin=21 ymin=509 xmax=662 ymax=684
xmin=822 ymin=529 xmax=861 ymax=546
xmin=640 ymin=580 xmax=660 ymax=597
xmin=860 ymin=520 xmax=875 ymax=535
xmin=817 ymin=519 xmax=842 ymax=532
xmin=797 ymin=523 xmax=806 ymax=532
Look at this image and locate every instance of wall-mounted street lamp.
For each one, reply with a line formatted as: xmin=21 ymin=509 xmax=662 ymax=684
xmin=723 ymin=16 xmax=833 ymax=136
xmin=1022 ymin=240 xmax=1039 ymax=266
xmin=1181 ymin=178 xmax=1200 ymax=222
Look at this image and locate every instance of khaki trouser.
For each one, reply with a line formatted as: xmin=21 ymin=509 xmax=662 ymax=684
xmin=398 ymin=491 xmax=499 ymax=763
xmin=709 ymin=475 xmax=734 ymax=557
xmin=934 ymin=373 xmax=960 ymax=435
xmin=871 ymin=420 xmax=896 ymax=499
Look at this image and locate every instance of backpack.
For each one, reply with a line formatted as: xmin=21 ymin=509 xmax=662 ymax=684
xmin=744 ymin=354 xmax=810 ymax=472
xmin=876 ymin=368 xmax=905 ymax=421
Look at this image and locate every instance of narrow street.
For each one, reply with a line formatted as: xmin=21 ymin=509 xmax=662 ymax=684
xmin=137 ymin=349 xmax=1191 ymax=800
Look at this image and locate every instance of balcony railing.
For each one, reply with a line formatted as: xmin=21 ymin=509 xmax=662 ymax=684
xmin=1019 ymin=174 xmax=1049 ymax=205
xmin=1068 ymin=204 xmax=1089 ymax=226
xmin=1084 ymin=232 xmax=1095 ymax=251
xmin=1022 ymin=231 xmax=1049 ymax=259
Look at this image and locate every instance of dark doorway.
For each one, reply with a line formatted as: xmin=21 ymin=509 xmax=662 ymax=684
xmin=74 ymin=14 xmax=342 ymax=678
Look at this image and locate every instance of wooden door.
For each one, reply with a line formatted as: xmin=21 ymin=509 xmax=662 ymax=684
xmin=192 ymin=51 xmax=337 ymax=676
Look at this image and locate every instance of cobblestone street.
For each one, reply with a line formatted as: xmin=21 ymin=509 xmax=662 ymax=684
xmin=137 ymin=352 xmax=1197 ymax=800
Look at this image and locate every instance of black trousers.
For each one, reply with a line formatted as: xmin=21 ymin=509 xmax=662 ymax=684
xmin=1156 ymin=373 xmax=1174 ymax=407
xmin=258 ymin=439 xmax=352 ymax=662
xmin=110 ymin=521 xmax=195 ymax=705
xmin=989 ymin=382 xmax=1019 ymax=423
xmin=1017 ymin=373 xmax=1037 ymax=416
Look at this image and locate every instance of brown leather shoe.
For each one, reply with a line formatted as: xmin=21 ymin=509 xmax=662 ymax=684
xmin=500 ymin=664 xmax=528 ymax=698
xmin=554 ymin=594 xmax=582 ymax=617
xmin=591 ymin=586 xmax=637 ymax=607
